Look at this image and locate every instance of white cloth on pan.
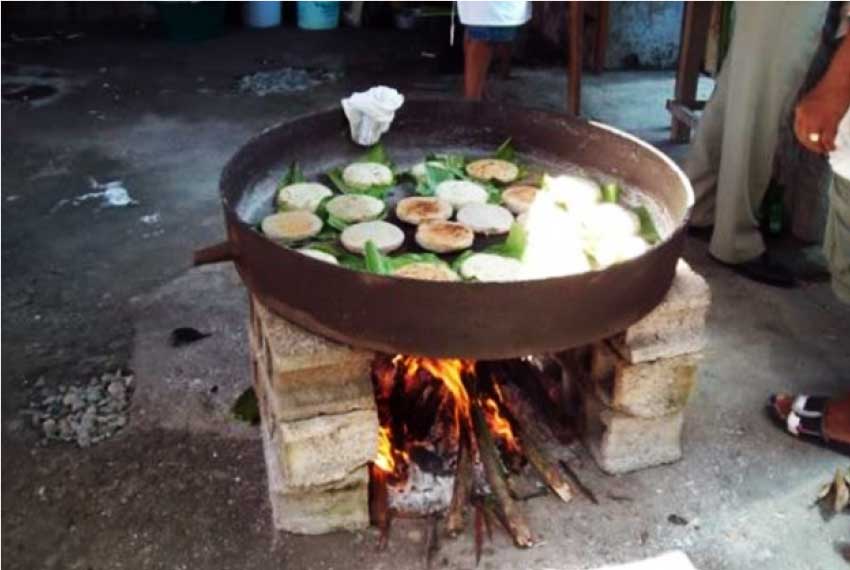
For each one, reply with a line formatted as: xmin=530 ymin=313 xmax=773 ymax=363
xmin=341 ymin=86 xmax=404 ymax=147
xmin=456 ymin=1 xmax=531 ymax=27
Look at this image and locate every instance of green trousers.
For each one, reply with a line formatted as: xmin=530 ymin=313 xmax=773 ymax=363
xmin=825 ymin=173 xmax=850 ymax=303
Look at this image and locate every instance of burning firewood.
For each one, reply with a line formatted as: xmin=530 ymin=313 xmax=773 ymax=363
xmin=445 ymin=431 xmax=474 ymax=537
xmin=471 ymin=401 xmax=535 ymax=548
xmin=496 ymin=381 xmax=574 ymax=503
xmin=517 ymin=429 xmax=574 ymax=503
xmin=369 ymin=464 xmax=391 ymax=550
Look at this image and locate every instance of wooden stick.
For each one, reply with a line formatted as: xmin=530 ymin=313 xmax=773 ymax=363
xmin=474 ymin=501 xmax=484 ymax=566
xmin=425 ymin=514 xmax=440 ymax=569
xmin=559 ymin=460 xmax=599 ymax=505
xmin=498 ymin=383 xmax=574 ymax=503
xmin=369 ymin=464 xmax=391 ymax=550
xmin=520 ymin=430 xmax=574 ymax=503
xmin=471 ymin=402 xmax=535 ymax=548
xmin=445 ymin=431 xmax=473 ymax=537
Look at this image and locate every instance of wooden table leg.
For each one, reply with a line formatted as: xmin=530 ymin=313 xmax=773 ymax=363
xmin=670 ymin=1 xmax=713 ymax=142
xmin=567 ymin=1 xmax=583 ymax=116
xmin=593 ymin=1 xmax=609 ymax=74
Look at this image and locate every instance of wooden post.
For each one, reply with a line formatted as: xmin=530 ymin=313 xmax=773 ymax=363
xmin=593 ymin=1 xmax=609 ymax=74
xmin=567 ymin=1 xmax=583 ymax=116
xmin=670 ymin=1 xmax=713 ymax=142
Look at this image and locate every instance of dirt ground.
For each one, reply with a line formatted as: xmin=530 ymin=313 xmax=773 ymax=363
xmin=3 ymin=24 xmax=850 ymax=570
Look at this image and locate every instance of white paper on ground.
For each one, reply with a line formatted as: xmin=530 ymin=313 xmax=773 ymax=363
xmin=341 ymin=86 xmax=404 ymax=146
xmin=582 ymin=550 xmax=698 ymax=570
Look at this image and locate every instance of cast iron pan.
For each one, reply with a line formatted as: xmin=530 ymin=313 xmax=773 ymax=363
xmin=195 ymin=100 xmax=693 ymax=359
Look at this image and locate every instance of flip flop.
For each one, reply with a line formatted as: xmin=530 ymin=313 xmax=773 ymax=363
xmin=768 ymin=393 xmax=829 ymax=441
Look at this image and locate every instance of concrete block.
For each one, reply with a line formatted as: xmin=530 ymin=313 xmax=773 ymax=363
xmin=261 ymin=418 xmax=369 ymax=534
xmin=250 ymin=297 xmax=376 ymax=422
xmin=251 ymin=323 xmax=378 ymax=488
xmin=273 ymin=409 xmax=378 ymax=488
xmin=588 ymin=342 xmax=698 ymax=418
xmin=612 ymin=261 xmax=710 ymax=363
xmin=580 ymin=387 xmax=683 ymax=475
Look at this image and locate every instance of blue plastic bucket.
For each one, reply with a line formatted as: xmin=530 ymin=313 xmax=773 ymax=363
xmin=244 ymin=1 xmax=282 ymax=28
xmin=297 ymin=1 xmax=340 ymax=30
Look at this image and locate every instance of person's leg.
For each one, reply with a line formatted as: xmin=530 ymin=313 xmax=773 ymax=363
xmin=464 ymin=31 xmax=494 ymax=101
xmin=684 ymin=62 xmax=730 ymax=228
xmin=495 ymin=42 xmax=512 ymax=79
xmin=823 ymin=173 xmax=850 ymax=302
xmin=706 ymin=3 xmax=826 ymax=264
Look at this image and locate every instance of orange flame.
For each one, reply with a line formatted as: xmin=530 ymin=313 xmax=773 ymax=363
xmin=374 ymin=426 xmax=395 ymax=474
xmin=400 ymin=356 xmax=474 ymax=442
xmin=483 ymin=397 xmax=521 ymax=456
xmin=373 ymin=356 xmax=522 ymax=483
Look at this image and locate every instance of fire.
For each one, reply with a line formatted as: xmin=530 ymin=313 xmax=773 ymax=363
xmin=483 ymin=397 xmax=521 ymax=456
xmin=399 ymin=356 xmax=473 ymax=437
xmin=374 ymin=426 xmax=395 ymax=474
xmin=372 ymin=355 xmax=522 ymax=483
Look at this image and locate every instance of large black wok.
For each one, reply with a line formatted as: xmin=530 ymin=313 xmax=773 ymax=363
xmin=195 ymin=100 xmax=693 ymax=359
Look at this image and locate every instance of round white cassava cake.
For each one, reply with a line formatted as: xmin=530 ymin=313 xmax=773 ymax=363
xmin=456 ymin=203 xmax=514 ymax=235
xmin=276 ymin=182 xmax=333 ymax=213
xmin=261 ymin=211 xmax=323 ymax=241
xmin=459 ymin=253 xmax=523 ymax=282
xmin=326 ymin=194 xmax=385 ymax=223
xmin=435 ymin=180 xmax=489 ymax=209
xmin=465 ymin=158 xmax=519 ymax=184
xmin=396 ymin=196 xmax=453 ymax=225
xmin=501 ymin=185 xmax=539 ymax=214
xmin=341 ymin=220 xmax=405 ymax=254
xmin=392 ymin=262 xmax=460 ymax=282
xmin=296 ymin=248 xmax=339 ymax=265
xmin=342 ymin=162 xmax=393 ymax=188
xmin=415 ymin=220 xmax=475 ymax=253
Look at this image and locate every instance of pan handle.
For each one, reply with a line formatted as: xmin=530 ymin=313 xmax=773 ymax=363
xmin=193 ymin=240 xmax=236 ymax=266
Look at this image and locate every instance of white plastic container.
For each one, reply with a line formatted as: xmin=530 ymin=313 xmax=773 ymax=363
xmin=244 ymin=1 xmax=282 ymax=29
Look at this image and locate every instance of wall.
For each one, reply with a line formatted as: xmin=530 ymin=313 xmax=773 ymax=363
xmin=606 ymin=1 xmax=683 ymax=69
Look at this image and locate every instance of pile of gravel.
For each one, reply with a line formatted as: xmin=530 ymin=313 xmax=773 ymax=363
xmin=237 ymin=67 xmax=341 ymax=96
xmin=23 ymin=370 xmax=134 ymax=448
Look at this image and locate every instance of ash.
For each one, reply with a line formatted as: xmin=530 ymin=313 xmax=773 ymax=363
xmin=237 ymin=67 xmax=341 ymax=96
xmin=389 ymin=463 xmax=455 ymax=515
xmin=22 ymin=371 xmax=134 ymax=448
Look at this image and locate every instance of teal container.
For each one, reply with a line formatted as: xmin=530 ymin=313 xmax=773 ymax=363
xmin=297 ymin=1 xmax=340 ymax=30
xmin=244 ymin=1 xmax=282 ymax=28
xmin=157 ymin=2 xmax=226 ymax=42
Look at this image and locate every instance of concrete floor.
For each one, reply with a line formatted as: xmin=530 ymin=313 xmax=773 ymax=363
xmin=2 ymin=28 xmax=849 ymax=570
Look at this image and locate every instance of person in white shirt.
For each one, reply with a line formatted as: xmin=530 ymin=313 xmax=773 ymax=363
xmin=456 ymin=1 xmax=531 ymax=100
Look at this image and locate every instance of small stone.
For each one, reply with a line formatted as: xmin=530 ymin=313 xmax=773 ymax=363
xmin=107 ymin=380 xmax=126 ymax=400
xmin=63 ymin=392 xmax=85 ymax=411
xmin=42 ymin=418 xmax=58 ymax=438
xmin=85 ymin=386 xmax=102 ymax=403
xmin=668 ymin=514 xmax=689 ymax=526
